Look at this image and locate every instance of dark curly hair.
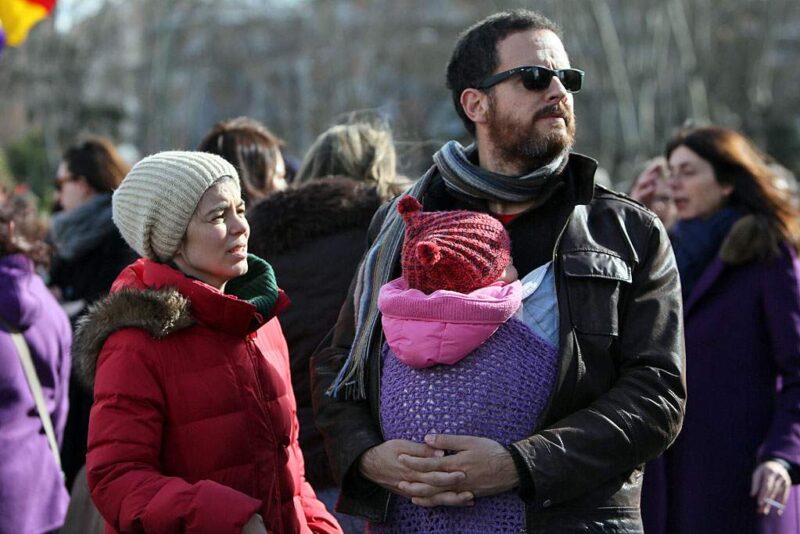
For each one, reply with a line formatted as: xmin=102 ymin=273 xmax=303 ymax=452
xmin=62 ymin=136 xmax=129 ymax=194
xmin=446 ymin=10 xmax=561 ymax=136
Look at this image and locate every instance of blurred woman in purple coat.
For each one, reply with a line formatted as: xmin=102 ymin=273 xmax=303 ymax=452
xmin=641 ymin=126 xmax=800 ymax=534
xmin=0 ymin=197 xmax=71 ymax=533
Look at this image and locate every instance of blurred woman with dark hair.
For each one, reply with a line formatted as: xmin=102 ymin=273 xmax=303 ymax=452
xmin=641 ymin=125 xmax=800 ymax=534
xmin=198 ymin=116 xmax=288 ymax=204
xmin=50 ymin=136 xmax=137 ymax=309
xmin=48 ymin=135 xmax=138 ymax=489
xmin=0 ymin=196 xmax=72 ymax=533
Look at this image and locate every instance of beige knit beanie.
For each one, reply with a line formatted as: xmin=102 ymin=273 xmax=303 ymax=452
xmin=112 ymin=151 xmax=240 ymax=261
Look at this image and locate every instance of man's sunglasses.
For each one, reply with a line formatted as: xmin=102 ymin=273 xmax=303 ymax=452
xmin=475 ymin=66 xmax=584 ymax=93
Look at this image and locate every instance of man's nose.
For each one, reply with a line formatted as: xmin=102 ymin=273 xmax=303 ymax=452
xmin=544 ymin=76 xmax=568 ymax=103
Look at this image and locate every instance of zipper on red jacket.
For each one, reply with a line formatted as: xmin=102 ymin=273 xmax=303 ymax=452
xmin=246 ymin=338 xmax=272 ymax=426
xmin=245 ymin=336 xmax=284 ymax=522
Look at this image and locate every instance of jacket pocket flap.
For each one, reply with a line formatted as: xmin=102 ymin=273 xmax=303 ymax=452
xmin=563 ymin=251 xmax=632 ymax=283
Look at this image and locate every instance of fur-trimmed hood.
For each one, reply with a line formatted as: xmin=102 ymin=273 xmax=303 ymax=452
xmin=719 ymin=213 xmax=784 ymax=265
xmin=73 ymin=257 xmax=279 ymax=389
xmin=247 ymin=176 xmax=381 ymax=257
xmin=74 ymin=287 xmax=194 ymax=388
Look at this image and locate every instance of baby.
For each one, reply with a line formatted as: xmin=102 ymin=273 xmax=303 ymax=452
xmin=374 ymin=196 xmax=560 ymax=534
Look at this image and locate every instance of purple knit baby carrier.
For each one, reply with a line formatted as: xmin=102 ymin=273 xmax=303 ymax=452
xmin=375 ymin=317 xmax=559 ymax=534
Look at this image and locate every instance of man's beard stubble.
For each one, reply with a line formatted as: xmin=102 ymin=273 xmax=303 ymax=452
xmin=486 ymin=100 xmax=577 ymax=174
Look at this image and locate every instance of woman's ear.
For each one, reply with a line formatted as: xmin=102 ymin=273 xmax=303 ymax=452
xmin=721 ymin=183 xmax=735 ymax=198
xmin=75 ymin=176 xmax=95 ymax=197
xmin=172 ymin=235 xmax=187 ymax=262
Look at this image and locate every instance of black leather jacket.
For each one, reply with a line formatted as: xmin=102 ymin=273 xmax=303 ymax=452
xmin=311 ymin=154 xmax=686 ymax=533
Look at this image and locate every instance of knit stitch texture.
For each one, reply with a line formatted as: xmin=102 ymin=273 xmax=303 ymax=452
xmin=375 ymin=318 xmax=559 ymax=534
xmin=112 ymin=151 xmax=239 ymax=261
xmin=398 ymin=195 xmax=511 ymax=295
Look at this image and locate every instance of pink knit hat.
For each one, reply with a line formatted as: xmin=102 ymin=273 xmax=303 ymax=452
xmin=398 ymin=196 xmax=511 ymax=294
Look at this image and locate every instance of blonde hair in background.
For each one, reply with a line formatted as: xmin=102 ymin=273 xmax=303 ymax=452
xmin=295 ymin=121 xmax=405 ymax=201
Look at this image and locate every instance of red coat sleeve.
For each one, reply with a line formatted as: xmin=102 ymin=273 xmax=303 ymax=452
xmin=86 ymin=332 xmax=262 ymax=533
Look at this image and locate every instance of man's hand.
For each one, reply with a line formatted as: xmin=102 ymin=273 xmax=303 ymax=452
xmin=751 ymin=460 xmax=792 ymax=515
xmin=359 ymin=439 xmax=471 ymax=505
xmin=397 ymin=434 xmax=520 ymax=507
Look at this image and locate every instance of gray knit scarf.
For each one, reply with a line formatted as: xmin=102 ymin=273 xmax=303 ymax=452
xmin=328 ymin=141 xmax=568 ymax=399
xmin=50 ymin=194 xmax=116 ymax=261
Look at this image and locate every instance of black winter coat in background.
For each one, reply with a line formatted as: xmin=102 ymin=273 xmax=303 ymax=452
xmin=50 ymin=228 xmax=137 ymax=308
xmin=50 ymin=225 xmax=138 ymax=489
xmin=248 ymin=177 xmax=382 ymax=489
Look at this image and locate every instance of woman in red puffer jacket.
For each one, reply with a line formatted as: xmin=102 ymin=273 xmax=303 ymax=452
xmin=75 ymin=151 xmax=341 ymax=534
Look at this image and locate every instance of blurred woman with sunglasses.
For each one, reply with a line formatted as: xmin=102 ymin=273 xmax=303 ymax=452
xmin=641 ymin=126 xmax=800 ymax=534
xmin=48 ymin=136 xmax=138 ymax=489
xmin=50 ymin=136 xmax=137 ymax=312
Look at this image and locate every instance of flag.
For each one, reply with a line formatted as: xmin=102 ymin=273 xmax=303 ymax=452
xmin=0 ymin=21 xmax=6 ymax=57
xmin=0 ymin=0 xmax=56 ymax=47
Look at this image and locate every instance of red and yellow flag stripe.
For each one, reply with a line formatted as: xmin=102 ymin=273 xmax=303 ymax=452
xmin=0 ymin=0 xmax=56 ymax=47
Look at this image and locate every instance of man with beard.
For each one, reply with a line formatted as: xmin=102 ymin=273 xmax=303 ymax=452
xmin=311 ymin=9 xmax=685 ymax=533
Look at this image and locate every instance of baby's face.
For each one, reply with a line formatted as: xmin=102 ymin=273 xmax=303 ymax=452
xmin=497 ymin=262 xmax=518 ymax=284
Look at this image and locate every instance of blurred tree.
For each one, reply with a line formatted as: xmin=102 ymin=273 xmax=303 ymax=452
xmin=4 ymin=130 xmax=51 ymax=199
xmin=0 ymin=151 xmax=14 ymax=193
xmin=1 ymin=0 xmax=799 ymax=187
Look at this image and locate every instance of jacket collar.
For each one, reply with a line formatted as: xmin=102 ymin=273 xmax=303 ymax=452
xmin=74 ymin=258 xmax=270 ymax=388
xmin=113 ymin=258 xmax=264 ymax=337
xmin=683 ymin=258 xmax=726 ymax=316
xmin=567 ymin=153 xmax=599 ymax=206
xmin=682 ymin=214 xmax=787 ymax=316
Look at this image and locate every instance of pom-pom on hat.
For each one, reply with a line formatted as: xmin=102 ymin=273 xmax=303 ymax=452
xmin=112 ymin=151 xmax=240 ymax=262
xmin=398 ymin=195 xmax=511 ymax=294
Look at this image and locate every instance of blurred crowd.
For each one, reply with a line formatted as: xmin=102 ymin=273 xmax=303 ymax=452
xmin=2 ymin=8 xmax=800 ymax=534
xmin=1 ymin=116 xmax=405 ymax=533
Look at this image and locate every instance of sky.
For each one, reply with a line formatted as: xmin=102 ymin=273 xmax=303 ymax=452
xmin=53 ymin=0 xmax=305 ymax=31
xmin=54 ymin=0 xmax=105 ymax=32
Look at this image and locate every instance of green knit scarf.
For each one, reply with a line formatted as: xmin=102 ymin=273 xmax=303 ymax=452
xmin=225 ymin=254 xmax=279 ymax=318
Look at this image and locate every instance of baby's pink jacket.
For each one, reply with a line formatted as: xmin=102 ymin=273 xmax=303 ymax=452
xmin=378 ymin=277 xmax=523 ymax=368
